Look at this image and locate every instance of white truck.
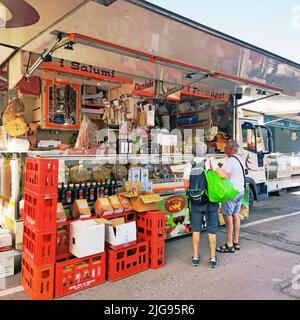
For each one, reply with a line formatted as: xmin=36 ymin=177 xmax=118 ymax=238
xmin=237 ymin=115 xmax=300 ymax=208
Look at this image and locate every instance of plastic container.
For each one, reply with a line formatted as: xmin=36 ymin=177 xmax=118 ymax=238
xmin=56 ymin=223 xmax=70 ymax=261
xmin=137 ymin=211 xmax=165 ymax=241
xmin=148 ymin=239 xmax=165 ymax=270
xmin=107 ymin=240 xmax=149 ymax=282
xmin=23 ymin=222 xmax=56 ymax=267
xmin=55 ymin=252 xmax=106 ymax=298
xmin=21 ymin=252 xmax=54 ymax=300
xmin=24 ymin=158 xmax=58 ymax=194
xmin=23 ymin=189 xmax=57 ymax=232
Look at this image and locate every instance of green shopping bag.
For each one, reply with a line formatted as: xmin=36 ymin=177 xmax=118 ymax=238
xmin=205 ymin=169 xmax=239 ymax=203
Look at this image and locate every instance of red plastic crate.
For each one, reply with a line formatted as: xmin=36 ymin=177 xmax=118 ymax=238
xmin=124 ymin=211 xmax=137 ymax=223
xmin=24 ymin=157 xmax=58 ymax=194
xmin=137 ymin=211 xmax=165 ymax=241
xmin=56 ymin=223 xmax=70 ymax=261
xmin=21 ymin=252 xmax=54 ymax=300
xmin=107 ymin=240 xmax=149 ymax=282
xmin=148 ymin=239 xmax=165 ymax=270
xmin=23 ymin=222 xmax=56 ymax=267
xmin=55 ymin=252 xmax=106 ymax=298
xmin=24 ymin=189 xmax=57 ymax=232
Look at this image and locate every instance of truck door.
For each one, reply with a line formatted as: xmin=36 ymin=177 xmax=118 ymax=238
xmin=241 ymin=122 xmax=268 ymax=185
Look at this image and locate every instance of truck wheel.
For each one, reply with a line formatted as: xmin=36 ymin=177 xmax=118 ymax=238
xmin=249 ymin=188 xmax=254 ymax=210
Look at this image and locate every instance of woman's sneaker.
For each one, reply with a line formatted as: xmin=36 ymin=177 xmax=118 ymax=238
xmin=209 ymin=257 xmax=219 ymax=269
xmin=192 ymin=257 xmax=200 ymax=267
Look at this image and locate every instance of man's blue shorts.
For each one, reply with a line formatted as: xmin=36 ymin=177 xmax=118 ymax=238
xmin=190 ymin=202 xmax=219 ymax=234
xmin=222 ymin=192 xmax=244 ymax=216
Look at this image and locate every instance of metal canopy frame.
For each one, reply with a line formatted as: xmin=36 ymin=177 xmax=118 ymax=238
xmin=51 ymin=31 xmax=284 ymax=94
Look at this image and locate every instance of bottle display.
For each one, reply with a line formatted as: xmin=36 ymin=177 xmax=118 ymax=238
xmin=65 ymin=183 xmax=72 ymax=205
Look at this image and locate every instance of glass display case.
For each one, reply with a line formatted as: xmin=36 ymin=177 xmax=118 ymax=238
xmin=42 ymin=80 xmax=81 ymax=130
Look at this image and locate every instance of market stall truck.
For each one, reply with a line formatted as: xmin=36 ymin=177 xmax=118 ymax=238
xmin=237 ymin=117 xmax=300 ymax=208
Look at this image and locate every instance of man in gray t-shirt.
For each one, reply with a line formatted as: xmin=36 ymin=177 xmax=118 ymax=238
xmin=215 ymin=140 xmax=245 ymax=254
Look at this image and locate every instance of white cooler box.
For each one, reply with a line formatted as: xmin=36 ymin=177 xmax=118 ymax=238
xmin=69 ymin=220 xmax=105 ymax=258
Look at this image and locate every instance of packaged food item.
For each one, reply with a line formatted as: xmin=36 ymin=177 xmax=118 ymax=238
xmin=71 ymin=200 xmax=91 ymax=219
xmin=109 ymin=196 xmax=124 ymax=214
xmin=57 ymin=203 xmax=67 ymax=222
xmin=94 ymin=198 xmax=114 ymax=217
xmin=118 ymin=196 xmax=133 ymax=212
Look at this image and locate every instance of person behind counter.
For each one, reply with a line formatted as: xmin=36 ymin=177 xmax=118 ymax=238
xmin=183 ymin=141 xmax=221 ymax=269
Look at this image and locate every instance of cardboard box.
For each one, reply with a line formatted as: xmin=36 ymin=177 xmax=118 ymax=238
xmin=57 ymin=203 xmax=67 ymax=223
xmin=109 ymin=196 xmax=124 ymax=214
xmin=124 ymin=181 xmax=143 ymax=195
xmin=121 ymin=191 xmax=162 ymax=213
xmin=118 ymin=196 xmax=133 ymax=212
xmin=69 ymin=220 xmax=105 ymax=258
xmin=0 ymin=250 xmax=14 ymax=279
xmin=71 ymin=200 xmax=91 ymax=219
xmin=128 ymin=168 xmax=141 ymax=182
xmin=13 ymin=220 xmax=23 ymax=251
xmin=94 ymin=198 xmax=114 ymax=217
xmin=0 ymin=229 xmax=12 ymax=252
xmin=98 ymin=217 xmax=136 ymax=249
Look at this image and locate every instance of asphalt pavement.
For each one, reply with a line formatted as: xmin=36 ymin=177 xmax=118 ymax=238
xmin=1 ymin=189 xmax=300 ymax=300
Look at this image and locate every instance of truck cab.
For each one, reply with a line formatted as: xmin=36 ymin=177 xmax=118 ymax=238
xmin=237 ymin=118 xmax=273 ymax=207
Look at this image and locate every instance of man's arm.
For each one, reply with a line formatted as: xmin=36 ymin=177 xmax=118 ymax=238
xmin=215 ymin=167 xmax=230 ymax=179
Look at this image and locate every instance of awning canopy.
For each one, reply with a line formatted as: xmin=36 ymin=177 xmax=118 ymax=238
xmin=240 ymin=93 xmax=300 ymax=122
xmin=1 ymin=0 xmax=300 ymax=100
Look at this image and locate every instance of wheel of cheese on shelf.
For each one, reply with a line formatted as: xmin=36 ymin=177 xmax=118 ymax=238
xmin=92 ymin=165 xmax=111 ymax=182
xmin=69 ymin=165 xmax=89 ymax=183
xmin=2 ymin=98 xmax=27 ymax=137
xmin=111 ymin=165 xmax=128 ymax=180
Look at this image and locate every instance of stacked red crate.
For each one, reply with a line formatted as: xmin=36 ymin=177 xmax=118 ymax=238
xmin=21 ymin=158 xmax=59 ymax=300
xmin=106 ymin=240 xmax=149 ymax=282
xmin=137 ymin=211 xmax=166 ymax=270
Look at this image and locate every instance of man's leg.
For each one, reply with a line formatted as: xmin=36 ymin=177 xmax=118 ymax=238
xmin=232 ymin=193 xmax=243 ymax=245
xmin=208 ymin=233 xmax=216 ymax=259
xmin=192 ymin=232 xmax=201 ymax=258
xmin=206 ymin=203 xmax=219 ymax=260
xmin=224 ymin=215 xmax=234 ymax=247
xmin=233 ymin=214 xmax=240 ymax=244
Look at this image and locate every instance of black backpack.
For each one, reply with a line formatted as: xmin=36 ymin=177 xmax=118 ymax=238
xmin=187 ymin=160 xmax=209 ymax=205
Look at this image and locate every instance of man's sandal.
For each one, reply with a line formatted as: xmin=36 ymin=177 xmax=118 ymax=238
xmin=216 ymin=244 xmax=235 ymax=253
xmin=233 ymin=243 xmax=240 ymax=251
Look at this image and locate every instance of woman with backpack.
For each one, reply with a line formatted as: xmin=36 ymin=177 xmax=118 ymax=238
xmin=183 ymin=141 xmax=220 ymax=269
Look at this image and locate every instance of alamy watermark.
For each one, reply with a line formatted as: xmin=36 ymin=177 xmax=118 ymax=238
xmin=292 ymin=5 xmax=300 ymax=30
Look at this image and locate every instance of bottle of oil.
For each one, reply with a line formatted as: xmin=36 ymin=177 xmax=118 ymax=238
xmin=65 ymin=183 xmax=72 ymax=205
